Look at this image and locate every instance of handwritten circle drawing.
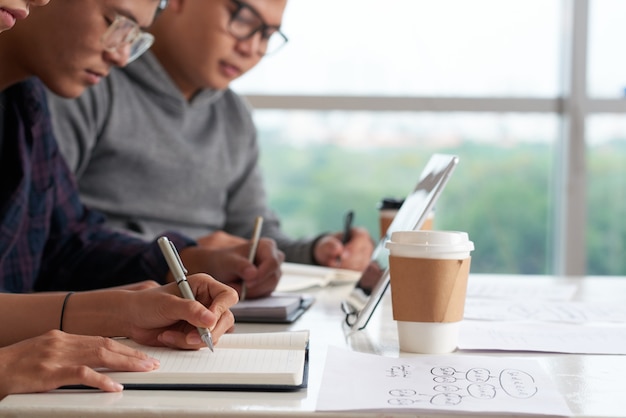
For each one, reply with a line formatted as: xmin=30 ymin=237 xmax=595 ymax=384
xmin=499 ymin=369 xmax=538 ymax=398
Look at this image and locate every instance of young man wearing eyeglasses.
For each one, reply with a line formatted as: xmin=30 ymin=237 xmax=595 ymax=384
xmin=49 ymin=0 xmax=375 ymax=285
xmin=0 ymin=0 xmax=274 ymax=297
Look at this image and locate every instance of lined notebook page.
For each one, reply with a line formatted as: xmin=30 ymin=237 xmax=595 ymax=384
xmin=106 ymin=331 xmax=309 ymax=385
xmin=217 ymin=330 xmax=309 ymax=349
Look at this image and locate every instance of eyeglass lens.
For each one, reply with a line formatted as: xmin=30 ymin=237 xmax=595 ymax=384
xmin=228 ymin=1 xmax=286 ymax=55
xmin=102 ymin=15 xmax=155 ymax=63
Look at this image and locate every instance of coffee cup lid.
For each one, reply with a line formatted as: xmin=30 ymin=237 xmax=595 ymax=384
xmin=385 ymin=241 xmax=474 ymax=254
xmin=377 ymin=198 xmax=404 ymax=210
xmin=386 ymin=230 xmax=474 ymax=253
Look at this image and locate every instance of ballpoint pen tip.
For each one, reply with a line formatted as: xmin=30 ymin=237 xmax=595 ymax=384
xmin=202 ymin=334 xmax=214 ymax=352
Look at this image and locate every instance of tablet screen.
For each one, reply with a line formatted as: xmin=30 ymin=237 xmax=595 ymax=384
xmin=342 ymin=154 xmax=459 ymax=330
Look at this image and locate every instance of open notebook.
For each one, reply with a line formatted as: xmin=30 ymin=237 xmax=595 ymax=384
xmin=66 ymin=331 xmax=310 ymax=391
xmin=276 ymin=262 xmax=361 ymax=292
xmin=342 ymin=154 xmax=459 ymax=331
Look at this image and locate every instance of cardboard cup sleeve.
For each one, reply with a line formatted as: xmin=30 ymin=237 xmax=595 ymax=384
xmin=389 ymin=256 xmax=471 ymax=323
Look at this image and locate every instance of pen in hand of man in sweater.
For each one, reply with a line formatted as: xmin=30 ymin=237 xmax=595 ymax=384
xmin=194 ymin=231 xmax=285 ymax=300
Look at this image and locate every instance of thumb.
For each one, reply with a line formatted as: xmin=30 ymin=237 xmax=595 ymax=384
xmin=315 ymin=239 xmax=342 ymax=266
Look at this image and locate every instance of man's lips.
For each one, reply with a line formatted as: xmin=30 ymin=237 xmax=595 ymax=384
xmin=0 ymin=7 xmax=27 ymax=30
xmin=1 ymin=7 xmax=28 ymax=20
xmin=85 ymin=69 xmax=107 ymax=84
xmin=220 ymin=61 xmax=242 ymax=78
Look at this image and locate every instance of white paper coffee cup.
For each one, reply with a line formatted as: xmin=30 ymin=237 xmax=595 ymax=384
xmin=385 ymin=230 xmax=474 ymax=354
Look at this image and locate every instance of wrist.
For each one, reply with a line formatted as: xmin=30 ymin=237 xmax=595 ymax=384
xmin=58 ymin=292 xmax=74 ymax=332
xmin=62 ymin=290 xmax=132 ymax=337
xmin=310 ymin=233 xmax=329 ymax=265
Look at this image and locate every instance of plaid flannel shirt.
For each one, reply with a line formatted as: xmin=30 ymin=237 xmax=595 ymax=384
xmin=0 ymin=78 xmax=193 ymax=293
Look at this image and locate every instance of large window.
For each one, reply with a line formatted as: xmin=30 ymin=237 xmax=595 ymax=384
xmin=588 ymin=0 xmax=626 ymax=98
xmin=586 ymin=116 xmax=626 ymax=275
xmin=235 ymin=0 xmax=560 ymax=97
xmin=232 ymin=0 xmax=626 ymax=276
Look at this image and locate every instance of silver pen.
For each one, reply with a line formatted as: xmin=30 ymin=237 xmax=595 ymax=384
xmin=157 ymin=236 xmax=214 ymax=352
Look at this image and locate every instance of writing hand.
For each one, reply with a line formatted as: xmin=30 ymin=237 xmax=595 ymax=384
xmin=196 ymin=231 xmax=247 ymax=249
xmin=314 ymin=227 xmax=374 ymax=271
xmin=179 ymin=239 xmax=283 ymax=300
xmin=122 ymin=273 xmax=238 ymax=348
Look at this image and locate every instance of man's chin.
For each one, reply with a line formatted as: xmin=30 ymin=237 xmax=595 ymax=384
xmin=45 ymin=80 xmax=90 ymax=99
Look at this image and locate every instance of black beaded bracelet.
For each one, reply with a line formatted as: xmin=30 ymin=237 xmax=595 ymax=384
xmin=59 ymin=292 xmax=75 ymax=331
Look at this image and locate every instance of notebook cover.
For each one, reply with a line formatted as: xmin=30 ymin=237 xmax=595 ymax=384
xmin=233 ymin=295 xmax=315 ymax=324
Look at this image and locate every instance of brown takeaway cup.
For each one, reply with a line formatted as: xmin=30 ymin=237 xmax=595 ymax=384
xmin=385 ymin=230 xmax=474 ymax=354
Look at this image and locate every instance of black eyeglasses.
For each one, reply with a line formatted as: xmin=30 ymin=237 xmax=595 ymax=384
xmin=101 ymin=15 xmax=154 ymax=64
xmin=228 ymin=0 xmax=288 ymax=56
xmin=155 ymin=0 xmax=168 ymax=16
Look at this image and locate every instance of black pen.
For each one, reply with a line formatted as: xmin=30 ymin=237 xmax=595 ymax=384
xmin=342 ymin=210 xmax=354 ymax=244
xmin=337 ymin=210 xmax=354 ymax=265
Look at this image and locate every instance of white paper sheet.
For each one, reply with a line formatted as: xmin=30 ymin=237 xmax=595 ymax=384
xmin=466 ymin=280 xmax=578 ymax=301
xmin=316 ymin=346 xmax=570 ymax=416
xmin=464 ymin=298 xmax=626 ymax=323
xmin=276 ymin=262 xmax=360 ymax=292
xmin=459 ymin=320 xmax=626 ymax=354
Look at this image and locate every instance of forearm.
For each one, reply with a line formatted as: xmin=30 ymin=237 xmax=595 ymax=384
xmin=59 ymin=290 xmax=130 ymax=338
xmin=0 ymin=293 xmax=72 ymax=346
xmin=0 ymin=291 xmax=132 ymax=346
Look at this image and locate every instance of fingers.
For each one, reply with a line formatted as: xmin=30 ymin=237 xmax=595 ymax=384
xmin=314 ymin=229 xmax=374 ymax=271
xmin=90 ymin=336 xmax=160 ymax=371
xmin=152 ymin=275 xmax=237 ymax=348
xmin=203 ymin=245 xmax=255 ymax=285
xmin=203 ymin=239 xmax=282 ymax=299
xmin=179 ymin=239 xmax=283 ymax=299
xmin=157 ymin=304 xmax=235 ymax=349
xmin=240 ymin=238 xmax=283 ymax=299
xmin=341 ymin=227 xmax=375 ymax=270
xmin=313 ymin=235 xmax=343 ymax=267
xmin=58 ymin=366 xmax=124 ymax=393
xmin=45 ymin=332 xmax=159 ymax=372
xmin=0 ymin=331 xmax=160 ymax=398
xmin=197 ymin=277 xmax=238 ymax=340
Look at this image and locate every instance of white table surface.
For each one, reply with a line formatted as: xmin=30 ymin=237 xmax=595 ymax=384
xmin=1 ymin=273 xmax=625 ymax=418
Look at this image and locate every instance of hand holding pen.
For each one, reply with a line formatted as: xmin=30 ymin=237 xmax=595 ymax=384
xmin=173 ymin=231 xmax=283 ymax=300
xmin=335 ymin=210 xmax=354 ymax=265
xmin=158 ymin=237 xmax=217 ymax=351
xmin=311 ymin=210 xmax=375 ymax=271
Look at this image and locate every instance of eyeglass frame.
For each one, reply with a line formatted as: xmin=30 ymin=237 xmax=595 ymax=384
xmin=101 ymin=14 xmax=155 ymax=64
xmin=228 ymin=0 xmax=288 ymax=56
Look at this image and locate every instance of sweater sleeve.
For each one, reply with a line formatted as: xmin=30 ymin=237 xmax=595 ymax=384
xmin=219 ymin=95 xmax=318 ymax=264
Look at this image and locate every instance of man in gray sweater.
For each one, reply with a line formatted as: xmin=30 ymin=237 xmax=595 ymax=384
xmin=48 ymin=0 xmax=374 ymax=278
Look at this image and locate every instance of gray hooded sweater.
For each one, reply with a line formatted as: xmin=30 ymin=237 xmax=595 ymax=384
xmin=48 ymin=51 xmax=317 ymax=264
